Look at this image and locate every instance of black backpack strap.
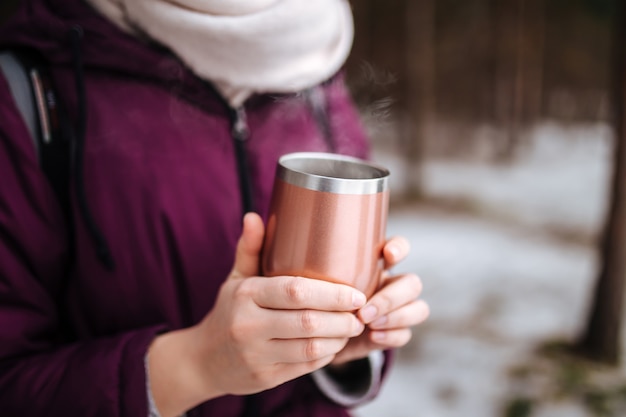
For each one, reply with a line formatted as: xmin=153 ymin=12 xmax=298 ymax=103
xmin=0 ymin=49 xmax=73 ymax=220
xmin=0 ymin=51 xmax=40 ymax=154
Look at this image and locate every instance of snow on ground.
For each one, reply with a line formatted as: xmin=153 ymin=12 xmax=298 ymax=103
xmin=375 ymin=122 xmax=613 ymax=240
xmin=353 ymin=122 xmax=620 ymax=417
xmin=354 ymin=208 xmax=598 ymax=417
xmin=419 ymin=123 xmax=613 ymax=239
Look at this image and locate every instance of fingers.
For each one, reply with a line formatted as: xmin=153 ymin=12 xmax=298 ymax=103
xmin=261 ymin=309 xmax=364 ymax=339
xmin=230 ymin=212 xmax=265 ymax=279
xmin=228 ymin=276 xmax=365 ymax=344
xmin=355 ymin=273 xmax=428 ymax=351
xmin=267 ymin=338 xmax=350 ymax=363
xmin=369 ymin=328 xmax=413 ymax=347
xmin=272 ymin=354 xmax=337 ymax=383
xmin=230 ymin=348 xmax=339 ymax=394
xmin=358 ymin=273 xmax=423 ymax=325
xmin=331 ymin=328 xmax=415 ymax=366
xmin=368 ymin=299 xmax=430 ymax=330
xmin=247 ymin=275 xmax=366 ymax=312
xmin=383 ymin=236 xmax=410 ymax=269
xmin=330 ymin=331 xmax=378 ymax=365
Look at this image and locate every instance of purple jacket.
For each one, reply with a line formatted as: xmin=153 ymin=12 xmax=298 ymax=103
xmin=0 ymin=0 xmax=388 ymax=416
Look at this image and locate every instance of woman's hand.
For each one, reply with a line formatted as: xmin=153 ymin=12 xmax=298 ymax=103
xmin=148 ymin=213 xmax=367 ymax=417
xmin=331 ymin=236 xmax=430 ymax=366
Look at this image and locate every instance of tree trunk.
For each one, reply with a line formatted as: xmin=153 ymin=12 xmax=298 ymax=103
xmin=492 ymin=0 xmax=515 ymax=160
xmin=493 ymin=0 xmax=526 ymax=161
xmin=404 ymin=0 xmax=436 ymax=198
xmin=525 ymin=0 xmax=545 ymax=123
xmin=576 ymin=0 xmax=626 ymax=365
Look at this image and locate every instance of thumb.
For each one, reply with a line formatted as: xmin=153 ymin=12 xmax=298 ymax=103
xmin=230 ymin=212 xmax=265 ymax=279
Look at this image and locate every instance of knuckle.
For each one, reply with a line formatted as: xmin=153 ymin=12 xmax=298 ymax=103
xmin=299 ymin=310 xmax=320 ymax=334
xmin=304 ymin=339 xmax=322 ymax=361
xmin=284 ymin=279 xmax=308 ymax=304
xmin=228 ymin=322 xmax=247 ymax=344
xmin=335 ymin=287 xmax=352 ymax=308
xmin=248 ymin=369 xmax=270 ymax=388
xmin=234 ymin=278 xmax=256 ymax=300
xmin=228 ymin=314 xmax=252 ymax=344
xmin=248 ymin=369 xmax=262 ymax=383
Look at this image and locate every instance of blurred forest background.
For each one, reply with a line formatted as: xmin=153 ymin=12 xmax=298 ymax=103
xmin=343 ymin=1 xmax=626 ymax=417
xmin=346 ymin=0 xmax=616 ymax=194
xmin=2 ymin=1 xmax=626 ymax=416
xmin=350 ymin=0 xmax=615 ymax=124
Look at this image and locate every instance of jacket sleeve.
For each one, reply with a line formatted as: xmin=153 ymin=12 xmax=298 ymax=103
xmin=311 ymin=350 xmax=389 ymax=407
xmin=0 ymin=77 xmax=164 ymax=417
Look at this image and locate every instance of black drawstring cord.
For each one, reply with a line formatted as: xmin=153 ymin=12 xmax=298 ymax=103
xmin=69 ymin=25 xmax=115 ymax=271
xmin=305 ymin=86 xmax=337 ymax=153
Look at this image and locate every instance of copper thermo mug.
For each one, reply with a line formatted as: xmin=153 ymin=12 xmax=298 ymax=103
xmin=262 ymin=152 xmax=390 ymax=298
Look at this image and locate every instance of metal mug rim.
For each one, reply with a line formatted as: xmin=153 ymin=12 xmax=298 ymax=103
xmin=277 ymin=152 xmax=390 ymax=195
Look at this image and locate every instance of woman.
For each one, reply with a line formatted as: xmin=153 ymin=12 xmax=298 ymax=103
xmin=0 ymin=0 xmax=429 ymax=416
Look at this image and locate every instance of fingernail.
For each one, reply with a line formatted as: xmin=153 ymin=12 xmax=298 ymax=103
xmin=360 ymin=304 xmax=378 ymax=323
xmin=353 ymin=292 xmax=366 ymax=308
xmin=387 ymin=244 xmax=400 ymax=259
xmin=370 ymin=315 xmax=388 ymax=328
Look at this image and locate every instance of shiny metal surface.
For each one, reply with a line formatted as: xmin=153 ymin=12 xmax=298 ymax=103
xmin=277 ymin=152 xmax=389 ymax=195
xmin=262 ymin=153 xmax=390 ymax=298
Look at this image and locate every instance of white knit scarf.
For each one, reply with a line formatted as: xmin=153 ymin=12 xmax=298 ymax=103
xmin=86 ymin=0 xmax=354 ymax=106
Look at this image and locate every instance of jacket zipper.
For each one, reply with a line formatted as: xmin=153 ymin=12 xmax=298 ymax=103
xmin=231 ymin=106 xmax=255 ymax=215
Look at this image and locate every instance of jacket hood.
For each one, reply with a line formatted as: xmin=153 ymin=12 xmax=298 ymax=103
xmin=0 ymin=0 xmax=192 ymax=89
